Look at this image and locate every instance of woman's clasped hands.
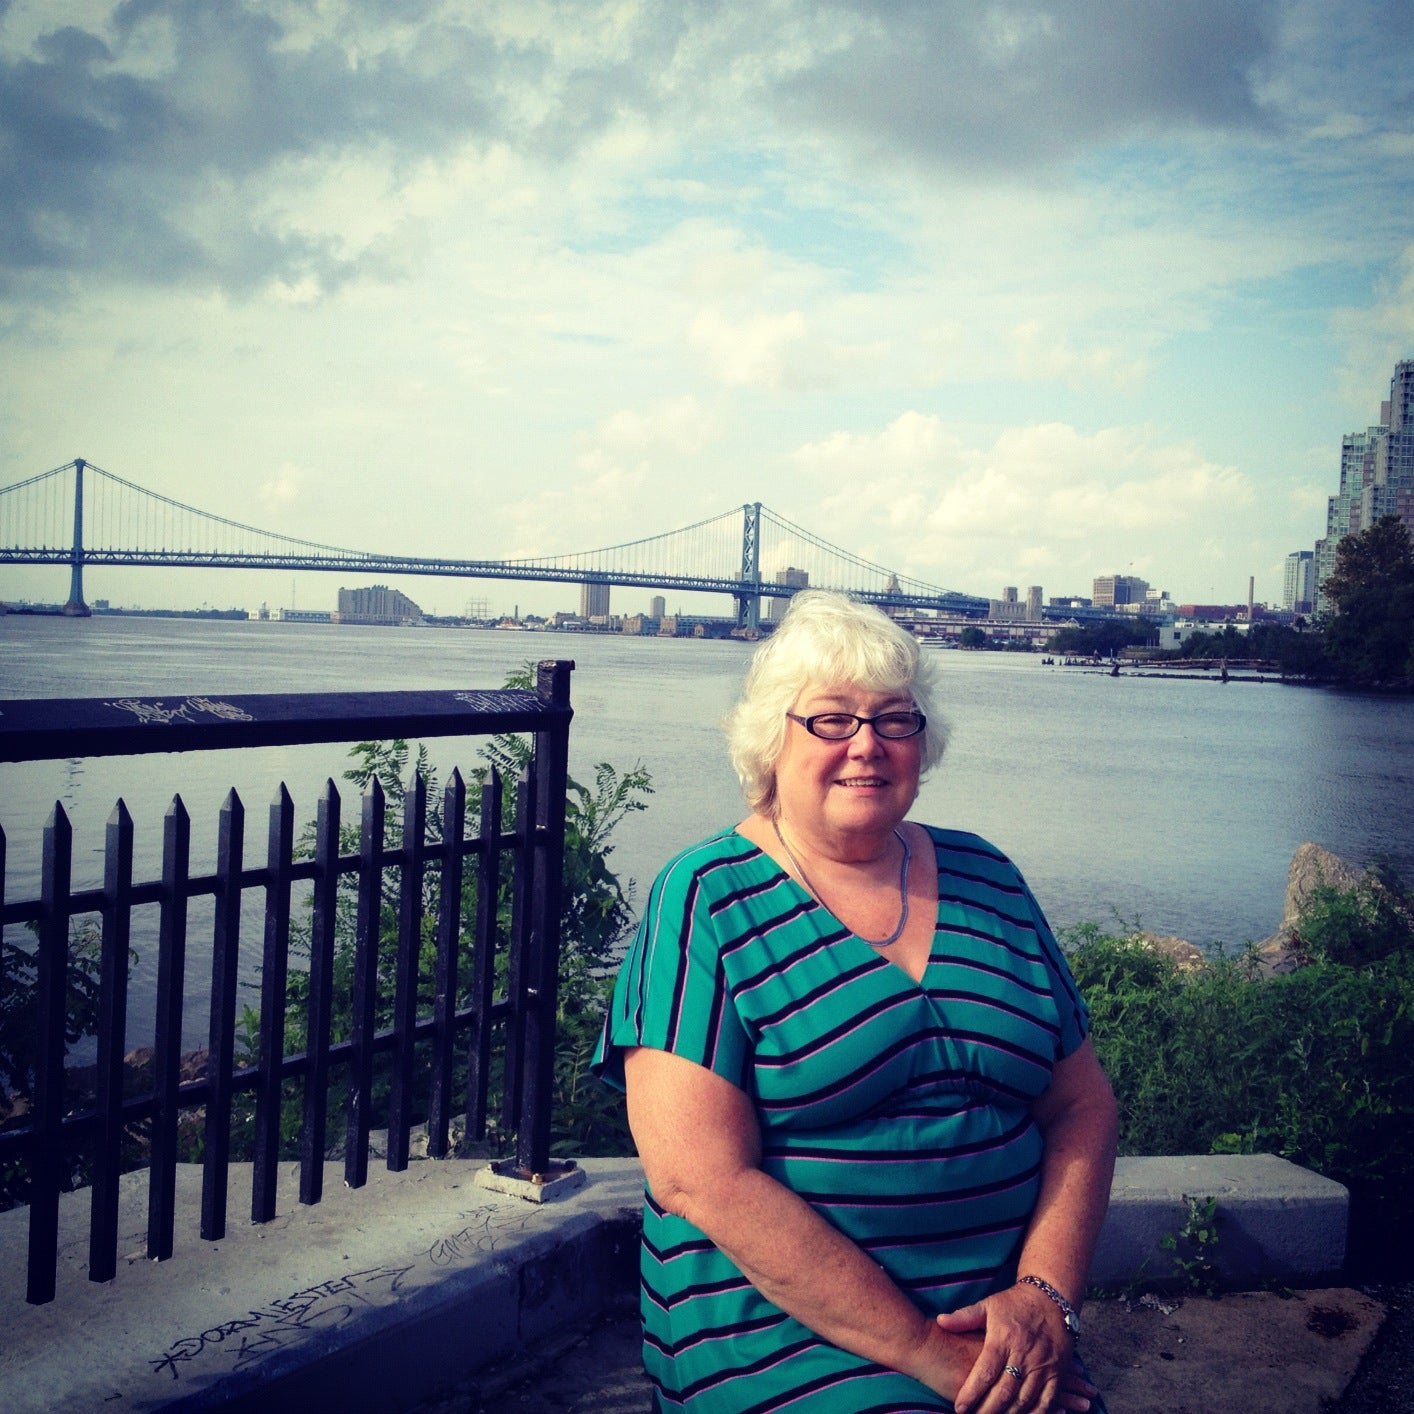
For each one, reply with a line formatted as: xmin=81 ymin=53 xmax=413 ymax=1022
xmin=934 ymin=1284 xmax=1099 ymax=1414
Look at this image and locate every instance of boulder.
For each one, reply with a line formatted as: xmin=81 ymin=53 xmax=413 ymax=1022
xmin=1114 ymin=844 xmax=1367 ymax=980
xmin=1253 ymin=842 xmax=1365 ymax=975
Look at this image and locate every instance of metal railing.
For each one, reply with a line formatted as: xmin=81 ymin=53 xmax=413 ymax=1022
xmin=0 ymin=661 xmax=573 ymax=1305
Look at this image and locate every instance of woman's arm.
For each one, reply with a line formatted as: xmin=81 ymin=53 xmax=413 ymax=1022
xmin=623 ymin=1044 xmax=981 ymax=1399
xmin=937 ymin=1038 xmax=1118 ymax=1414
xmin=1015 ymin=1036 xmax=1119 ymax=1303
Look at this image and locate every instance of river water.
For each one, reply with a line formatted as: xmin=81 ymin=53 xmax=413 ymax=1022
xmin=3 ymin=614 xmax=1414 ymax=1046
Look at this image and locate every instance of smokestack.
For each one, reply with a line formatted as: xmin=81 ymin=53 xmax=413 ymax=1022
xmin=1248 ymin=576 xmax=1254 ymax=622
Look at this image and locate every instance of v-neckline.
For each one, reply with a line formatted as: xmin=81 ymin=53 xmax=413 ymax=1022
xmin=748 ymin=831 xmax=937 ymax=988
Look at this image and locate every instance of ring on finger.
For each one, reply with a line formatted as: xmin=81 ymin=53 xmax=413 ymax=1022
xmin=1004 ymin=1364 xmax=1024 ymax=1380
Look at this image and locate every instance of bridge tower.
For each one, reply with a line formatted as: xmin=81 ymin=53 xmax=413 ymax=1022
xmin=63 ymin=458 xmax=91 ymax=617
xmin=733 ymin=502 xmax=762 ymax=631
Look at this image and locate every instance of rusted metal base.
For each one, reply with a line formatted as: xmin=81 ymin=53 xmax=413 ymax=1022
xmin=474 ymin=1158 xmax=588 ymax=1204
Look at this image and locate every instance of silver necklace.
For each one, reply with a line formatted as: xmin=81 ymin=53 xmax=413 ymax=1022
xmin=772 ymin=819 xmax=912 ymax=947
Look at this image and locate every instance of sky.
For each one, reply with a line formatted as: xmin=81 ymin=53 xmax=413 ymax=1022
xmin=1 ymin=0 xmax=1412 ymax=619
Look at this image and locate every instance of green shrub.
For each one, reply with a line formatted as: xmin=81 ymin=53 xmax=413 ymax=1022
xmin=1066 ymin=876 xmax=1414 ymax=1279
xmin=1291 ymin=863 xmax=1414 ymax=967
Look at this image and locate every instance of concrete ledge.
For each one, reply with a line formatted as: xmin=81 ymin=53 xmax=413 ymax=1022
xmin=0 ymin=1153 xmax=1349 ymax=1412
xmin=0 ymin=1157 xmax=645 ymax=1414
xmin=1091 ymin=1154 xmax=1348 ymax=1289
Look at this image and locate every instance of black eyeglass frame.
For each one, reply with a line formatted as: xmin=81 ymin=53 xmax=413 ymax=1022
xmin=785 ymin=710 xmax=927 ymax=740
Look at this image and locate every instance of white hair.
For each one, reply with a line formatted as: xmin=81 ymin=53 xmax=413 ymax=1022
xmin=723 ymin=589 xmax=948 ymax=815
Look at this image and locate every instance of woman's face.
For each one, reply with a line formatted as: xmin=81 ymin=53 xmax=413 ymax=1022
xmin=771 ymin=681 xmax=922 ymax=845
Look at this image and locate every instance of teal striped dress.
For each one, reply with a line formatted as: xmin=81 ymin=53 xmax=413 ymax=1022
xmin=593 ymin=825 xmax=1091 ymax=1413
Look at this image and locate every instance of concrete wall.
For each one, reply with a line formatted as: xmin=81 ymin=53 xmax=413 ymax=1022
xmin=0 ymin=1154 xmax=1347 ymax=1413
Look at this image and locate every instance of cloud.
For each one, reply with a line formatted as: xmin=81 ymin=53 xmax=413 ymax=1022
xmin=581 ymin=397 xmax=716 ymax=459
xmin=0 ymin=0 xmax=1304 ymax=299
xmin=771 ymin=0 xmax=1284 ymax=173
xmin=574 ymin=396 xmax=718 ymax=496
xmin=689 ymin=308 xmax=807 ymax=389
xmin=1011 ymin=321 xmax=1149 ymax=391
xmin=256 ymin=465 xmax=304 ymax=516
xmin=790 ymin=414 xmax=1254 ymax=592
xmin=1333 ymin=243 xmax=1414 ymax=405
xmin=493 ymin=397 xmax=725 ymax=560
xmin=0 ymin=2 xmax=504 ymax=290
xmin=1289 ymin=483 xmax=1331 ymax=515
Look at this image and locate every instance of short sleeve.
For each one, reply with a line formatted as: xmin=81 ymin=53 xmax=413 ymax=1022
xmin=592 ymin=838 xmax=754 ymax=1094
xmin=1021 ymin=875 xmax=1090 ymax=1061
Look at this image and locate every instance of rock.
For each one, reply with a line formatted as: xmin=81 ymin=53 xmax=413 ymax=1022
xmin=1276 ymin=843 xmax=1365 ymax=935
xmin=1127 ymin=932 xmax=1207 ymax=972
xmin=1114 ymin=844 xmax=1367 ymax=981
xmin=121 ymin=1046 xmax=212 ymax=1088
xmin=1254 ymin=842 xmax=1365 ymax=975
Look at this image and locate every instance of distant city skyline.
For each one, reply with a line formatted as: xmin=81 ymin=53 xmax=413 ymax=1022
xmin=2 ymin=3 xmax=1412 ymax=619
xmin=7 ymin=378 xmax=1409 ymax=621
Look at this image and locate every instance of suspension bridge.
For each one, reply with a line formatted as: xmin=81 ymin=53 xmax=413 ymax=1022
xmin=0 ymin=459 xmax=988 ymax=626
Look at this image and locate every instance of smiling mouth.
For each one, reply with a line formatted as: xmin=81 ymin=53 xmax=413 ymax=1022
xmin=836 ymin=777 xmax=887 ymax=788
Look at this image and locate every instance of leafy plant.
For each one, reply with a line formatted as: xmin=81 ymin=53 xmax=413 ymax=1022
xmin=1159 ymin=1194 xmax=1221 ymax=1294
xmin=1066 ymin=868 xmax=1414 ymax=1280
xmin=1289 ymin=863 xmax=1413 ymax=967
xmin=1 ymin=919 xmax=107 ymax=1119
xmin=1 ymin=920 xmax=121 ymax=1208
xmin=257 ymin=666 xmax=652 ymax=1163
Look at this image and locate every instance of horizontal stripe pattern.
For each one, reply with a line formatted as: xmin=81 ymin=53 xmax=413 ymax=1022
xmin=594 ymin=826 xmax=1089 ymax=1413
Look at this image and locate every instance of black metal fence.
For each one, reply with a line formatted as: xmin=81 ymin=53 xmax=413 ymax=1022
xmin=0 ymin=661 xmax=574 ymax=1305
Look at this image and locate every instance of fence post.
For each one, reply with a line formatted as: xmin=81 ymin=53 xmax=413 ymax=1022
xmin=201 ymin=790 xmax=245 ymax=1241
xmin=89 ymin=799 xmax=135 ymax=1283
xmin=387 ymin=773 xmax=428 ymax=1172
xmin=465 ymin=771 xmax=502 ymax=1140
xmin=149 ymin=796 xmax=192 ymax=1260
xmin=501 ymin=770 xmax=535 ymax=1143
xmin=299 ymin=780 xmax=342 ymax=1204
xmin=428 ymin=769 xmax=467 ymax=1158
xmin=252 ymin=785 xmax=295 ymax=1223
xmin=515 ymin=662 xmax=573 ymax=1175
xmin=342 ymin=777 xmax=383 ymax=1188
xmin=27 ymin=805 xmax=73 ymax=1304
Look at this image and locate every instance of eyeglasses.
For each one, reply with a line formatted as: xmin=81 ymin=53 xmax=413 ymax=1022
xmin=785 ymin=710 xmax=926 ymax=740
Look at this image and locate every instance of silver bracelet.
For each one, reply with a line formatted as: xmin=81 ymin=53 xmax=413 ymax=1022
xmin=1018 ymin=1274 xmax=1081 ymax=1338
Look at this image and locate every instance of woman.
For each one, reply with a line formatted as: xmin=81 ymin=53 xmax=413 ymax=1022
xmin=594 ymin=590 xmax=1117 ymax=1414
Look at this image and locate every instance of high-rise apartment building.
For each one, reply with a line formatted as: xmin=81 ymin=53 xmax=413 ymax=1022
xmin=1314 ymin=359 xmax=1414 ymax=614
xmin=1369 ymin=360 xmax=1414 ymax=526
xmin=1282 ymin=551 xmax=1314 ymax=613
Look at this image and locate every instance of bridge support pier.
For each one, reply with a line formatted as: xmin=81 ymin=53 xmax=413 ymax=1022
xmin=63 ymin=458 xmax=91 ymax=617
xmin=736 ymin=501 xmax=761 ymax=632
